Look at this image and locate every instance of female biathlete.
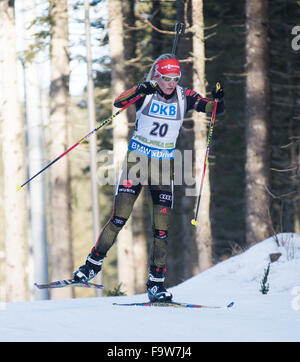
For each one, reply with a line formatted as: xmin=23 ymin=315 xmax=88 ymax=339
xmin=73 ymin=53 xmax=224 ymax=302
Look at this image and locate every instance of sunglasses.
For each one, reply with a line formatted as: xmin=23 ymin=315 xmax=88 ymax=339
xmin=157 ymin=72 xmax=181 ymax=83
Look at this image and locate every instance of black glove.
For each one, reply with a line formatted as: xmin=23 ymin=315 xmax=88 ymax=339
xmin=211 ymin=83 xmax=224 ymax=99
xmin=136 ymin=81 xmax=157 ymax=95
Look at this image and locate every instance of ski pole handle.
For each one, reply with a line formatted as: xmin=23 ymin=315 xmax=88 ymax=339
xmin=172 ymin=22 xmax=185 ymax=55
xmin=214 ymin=82 xmax=221 ymax=101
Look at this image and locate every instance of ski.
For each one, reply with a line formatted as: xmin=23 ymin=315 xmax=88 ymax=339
xmin=113 ymin=301 xmax=234 ymax=309
xmin=34 ymin=279 xmax=104 ymax=290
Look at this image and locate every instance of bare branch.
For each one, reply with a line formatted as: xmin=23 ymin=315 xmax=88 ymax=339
xmin=264 ymin=186 xmax=297 ymax=200
xmin=270 ymin=166 xmax=298 ymax=172
xmin=281 ymin=138 xmax=300 ymax=149
xmin=137 ymin=17 xmax=175 ymax=34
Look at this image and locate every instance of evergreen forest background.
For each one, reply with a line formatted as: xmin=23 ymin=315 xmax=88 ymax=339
xmin=0 ymin=0 xmax=299 ymax=302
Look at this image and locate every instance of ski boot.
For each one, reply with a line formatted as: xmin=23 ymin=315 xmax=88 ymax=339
xmin=73 ymin=247 xmax=104 ymax=282
xmin=146 ymin=265 xmax=172 ymax=302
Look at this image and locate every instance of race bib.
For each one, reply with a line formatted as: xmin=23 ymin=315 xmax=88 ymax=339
xmin=149 ymin=100 xmax=178 ymax=119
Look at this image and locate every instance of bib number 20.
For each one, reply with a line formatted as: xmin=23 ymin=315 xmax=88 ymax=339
xmin=150 ymin=122 xmax=168 ymax=137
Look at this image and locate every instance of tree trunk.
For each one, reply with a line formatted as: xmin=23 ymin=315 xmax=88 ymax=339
xmin=151 ymin=0 xmax=163 ymax=58
xmin=122 ymin=0 xmax=148 ymax=293
xmin=0 ymin=0 xmax=28 ymax=302
xmin=24 ymin=0 xmax=49 ymax=300
xmin=109 ymin=0 xmax=135 ymax=295
xmin=296 ymin=149 xmax=300 ymax=233
xmin=245 ymin=0 xmax=271 ymax=245
xmin=167 ymin=0 xmax=198 ymax=286
xmin=49 ymin=0 xmax=73 ymax=299
xmin=84 ymin=0 xmax=102 ymax=296
xmin=191 ymin=0 xmax=212 ymax=272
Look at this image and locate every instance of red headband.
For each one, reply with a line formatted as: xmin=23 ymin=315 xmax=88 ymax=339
xmin=154 ymin=58 xmax=181 ymax=76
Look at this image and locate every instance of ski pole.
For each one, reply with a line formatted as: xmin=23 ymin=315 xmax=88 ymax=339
xmin=191 ymin=83 xmax=221 ymax=227
xmin=17 ymin=93 xmax=143 ymax=191
xmin=172 ymin=22 xmax=185 ymax=55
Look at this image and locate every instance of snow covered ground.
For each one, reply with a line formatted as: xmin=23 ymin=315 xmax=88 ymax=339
xmin=0 ymin=233 xmax=299 ymax=342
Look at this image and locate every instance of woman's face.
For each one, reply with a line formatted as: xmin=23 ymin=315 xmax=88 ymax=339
xmin=156 ymin=72 xmax=180 ymax=95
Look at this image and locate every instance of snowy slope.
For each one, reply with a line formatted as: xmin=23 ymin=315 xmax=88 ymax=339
xmin=0 ymin=233 xmax=299 ymax=342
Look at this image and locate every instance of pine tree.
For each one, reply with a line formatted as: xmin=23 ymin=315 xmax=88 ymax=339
xmin=122 ymin=0 xmax=148 ymax=293
xmin=23 ymin=0 xmax=49 ymax=300
xmin=260 ymin=262 xmax=270 ymax=295
xmin=191 ymin=0 xmax=213 ymax=272
xmin=109 ymin=0 xmax=135 ymax=295
xmin=49 ymin=0 xmax=73 ymax=299
xmin=0 ymin=0 xmax=28 ymax=302
xmin=245 ymin=0 xmax=271 ymax=245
